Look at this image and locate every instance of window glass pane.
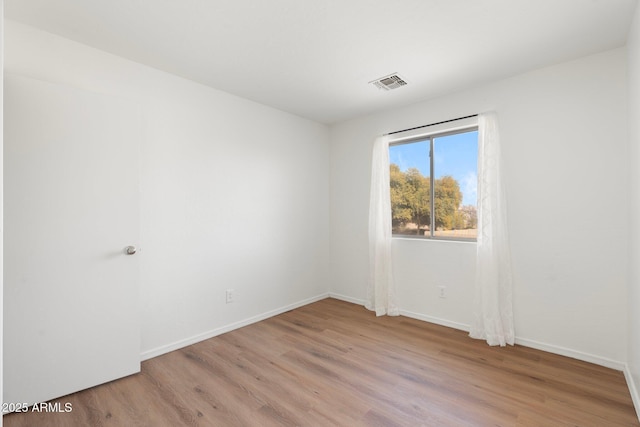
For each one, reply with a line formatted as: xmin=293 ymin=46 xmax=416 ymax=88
xmin=432 ymin=131 xmax=478 ymax=239
xmin=389 ymin=140 xmax=430 ymax=236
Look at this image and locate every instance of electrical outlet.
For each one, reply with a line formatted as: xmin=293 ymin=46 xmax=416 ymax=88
xmin=438 ymin=286 xmax=446 ymax=299
xmin=226 ymin=289 xmax=234 ymax=304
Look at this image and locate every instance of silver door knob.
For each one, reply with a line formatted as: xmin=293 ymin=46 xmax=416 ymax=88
xmin=125 ymin=246 xmax=137 ymax=255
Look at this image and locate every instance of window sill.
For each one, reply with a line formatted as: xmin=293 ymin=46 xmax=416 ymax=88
xmin=392 ymin=236 xmax=477 ymax=244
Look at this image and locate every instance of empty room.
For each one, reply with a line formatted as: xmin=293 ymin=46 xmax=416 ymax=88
xmin=2 ymin=0 xmax=640 ymax=425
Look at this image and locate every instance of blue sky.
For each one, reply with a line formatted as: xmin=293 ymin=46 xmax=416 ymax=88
xmin=389 ymin=131 xmax=478 ymax=206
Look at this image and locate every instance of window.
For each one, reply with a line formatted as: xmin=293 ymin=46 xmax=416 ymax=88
xmin=389 ymin=125 xmax=478 ymax=241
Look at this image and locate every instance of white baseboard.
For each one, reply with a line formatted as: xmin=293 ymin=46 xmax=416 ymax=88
xmin=399 ymin=309 xmax=471 ymax=333
xmin=140 ymin=292 xmax=329 ymax=361
xmin=328 ymin=292 xmax=366 ymax=306
xmin=624 ymin=365 xmax=640 ymax=423
xmin=513 ymin=337 xmax=625 ymax=371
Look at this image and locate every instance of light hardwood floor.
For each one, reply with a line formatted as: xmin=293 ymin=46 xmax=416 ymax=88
xmin=4 ymin=298 xmax=639 ymax=426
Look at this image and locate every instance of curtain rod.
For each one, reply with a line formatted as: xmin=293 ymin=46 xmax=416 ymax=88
xmin=385 ymin=114 xmax=478 ymax=136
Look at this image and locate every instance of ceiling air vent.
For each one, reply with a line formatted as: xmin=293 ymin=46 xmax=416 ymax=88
xmin=370 ymin=73 xmax=407 ymax=91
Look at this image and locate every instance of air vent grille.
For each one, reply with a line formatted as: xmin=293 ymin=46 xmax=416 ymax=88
xmin=370 ymin=73 xmax=407 ymax=91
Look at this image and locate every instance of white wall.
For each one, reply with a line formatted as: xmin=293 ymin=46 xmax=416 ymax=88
xmin=4 ymin=21 xmax=330 ymax=358
xmin=627 ymin=1 xmax=640 ymax=416
xmin=330 ymin=48 xmax=629 ymax=366
xmin=1 ymin=2 xmax=4 ymax=425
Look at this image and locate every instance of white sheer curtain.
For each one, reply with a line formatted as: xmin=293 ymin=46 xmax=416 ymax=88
xmin=469 ymin=112 xmax=515 ymax=346
xmin=367 ymin=135 xmax=399 ymax=316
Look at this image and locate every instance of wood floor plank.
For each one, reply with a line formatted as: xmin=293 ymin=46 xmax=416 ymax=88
xmin=4 ymin=298 xmax=639 ymax=426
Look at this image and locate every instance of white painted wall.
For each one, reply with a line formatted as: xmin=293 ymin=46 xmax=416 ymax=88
xmin=330 ymin=48 xmax=629 ymax=365
xmin=627 ymin=1 xmax=640 ymax=417
xmin=1 ymin=3 xmax=4 ymax=425
xmin=4 ymin=21 xmax=330 ymax=358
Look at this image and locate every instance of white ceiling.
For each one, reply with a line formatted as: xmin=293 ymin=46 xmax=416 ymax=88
xmin=5 ymin=0 xmax=638 ymax=124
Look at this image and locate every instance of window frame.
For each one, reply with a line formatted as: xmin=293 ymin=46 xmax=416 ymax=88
xmin=388 ymin=117 xmax=478 ymax=242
